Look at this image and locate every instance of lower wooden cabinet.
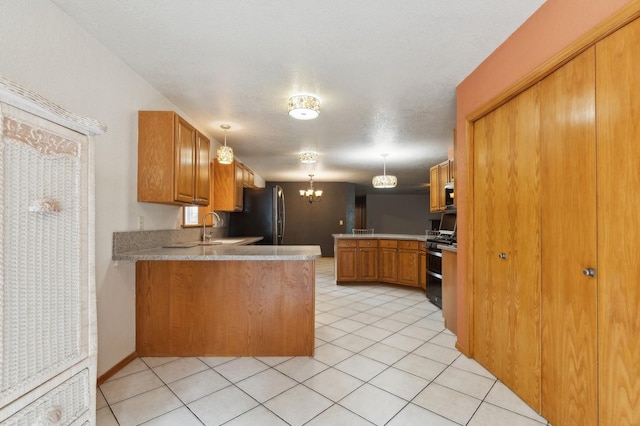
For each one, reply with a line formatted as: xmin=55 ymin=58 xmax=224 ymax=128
xmin=442 ymin=249 xmax=457 ymax=334
xmin=336 ymin=238 xmax=421 ymax=289
xmin=397 ymin=240 xmax=420 ymax=287
xmin=336 ymin=239 xmax=378 ymax=282
xmin=419 ymin=246 xmax=427 ymax=290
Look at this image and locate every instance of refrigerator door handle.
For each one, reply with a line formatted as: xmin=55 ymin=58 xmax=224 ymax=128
xmin=279 ymin=186 xmax=285 ymax=244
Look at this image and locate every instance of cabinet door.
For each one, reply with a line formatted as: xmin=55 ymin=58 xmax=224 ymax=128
xmin=213 ymin=159 xmax=237 ymax=212
xmin=473 ymin=84 xmax=541 ymax=410
xmin=442 ymin=250 xmax=457 ymax=334
xmin=379 ymin=246 xmax=398 ymax=283
xmin=429 ymin=166 xmax=439 ymax=212
xmin=174 ymin=114 xmax=196 ymax=203
xmin=336 ymin=247 xmax=357 ymax=281
xmin=234 ymin=162 xmax=244 ymax=211
xmin=397 ymin=241 xmax=419 ymax=287
xmin=419 ymin=249 xmax=427 ymax=290
xmin=437 ymin=161 xmax=449 ymax=210
xmin=357 ymin=240 xmax=378 ymax=281
xmin=194 ymin=132 xmax=210 ymax=206
xmin=540 ymin=47 xmax=597 ymax=426
xmin=596 ymin=19 xmax=640 ymax=425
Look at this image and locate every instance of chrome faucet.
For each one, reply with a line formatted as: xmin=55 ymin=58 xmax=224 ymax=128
xmin=202 ymin=211 xmax=223 ymax=242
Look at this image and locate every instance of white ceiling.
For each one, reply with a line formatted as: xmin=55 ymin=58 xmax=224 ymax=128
xmin=51 ymin=0 xmax=545 ymax=194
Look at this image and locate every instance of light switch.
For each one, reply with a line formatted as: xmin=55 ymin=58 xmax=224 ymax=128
xmin=339 ymin=220 xmax=344 ymax=225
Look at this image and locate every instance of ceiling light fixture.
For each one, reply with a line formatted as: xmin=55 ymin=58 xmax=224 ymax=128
xmin=217 ymin=124 xmax=234 ymax=164
xmin=299 ymin=151 xmax=318 ymax=164
xmin=300 ymin=174 xmax=323 ymax=203
xmin=372 ymin=154 xmax=398 ymax=188
xmin=288 ymin=95 xmax=320 ymax=120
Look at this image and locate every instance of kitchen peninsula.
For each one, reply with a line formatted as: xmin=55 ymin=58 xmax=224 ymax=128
xmin=114 ymin=238 xmax=321 ymax=357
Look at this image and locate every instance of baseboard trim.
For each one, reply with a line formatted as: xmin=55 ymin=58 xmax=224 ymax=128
xmin=97 ymin=352 xmax=138 ymax=387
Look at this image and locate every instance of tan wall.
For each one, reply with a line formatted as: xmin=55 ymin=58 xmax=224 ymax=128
xmin=454 ymin=0 xmax=635 ymax=354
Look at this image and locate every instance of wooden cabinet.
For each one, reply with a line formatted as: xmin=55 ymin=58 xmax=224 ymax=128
xmin=378 ymin=240 xmax=398 ymax=283
xmin=419 ymin=246 xmax=427 ymax=290
xmin=442 ymin=249 xmax=457 ymax=334
xmin=397 ymin=240 xmax=420 ymax=287
xmin=429 ymin=159 xmax=452 ymax=212
xmin=336 ymin=239 xmax=357 ymax=282
xmin=138 ymin=111 xmax=210 ymax=206
xmin=0 ymin=82 xmax=101 ymax=424
xmin=356 ymin=239 xmax=378 ymax=281
xmin=239 ymin=162 xmax=255 ymax=188
xmin=213 ymin=159 xmax=243 ymax=212
xmin=335 ymin=239 xmax=378 ymax=282
xmin=473 ymin=83 xmax=541 ymax=411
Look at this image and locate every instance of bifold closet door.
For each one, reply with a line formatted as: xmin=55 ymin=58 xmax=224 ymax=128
xmin=540 ymin=46 xmax=597 ymax=426
xmin=596 ymin=17 xmax=640 ymax=425
xmin=473 ymin=84 xmax=541 ymax=410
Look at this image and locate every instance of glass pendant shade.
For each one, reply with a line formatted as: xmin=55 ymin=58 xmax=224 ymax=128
xmin=372 ymin=174 xmax=398 ymax=188
xmin=217 ymin=124 xmax=234 ymax=164
xmin=372 ymin=154 xmax=397 ymax=188
xmin=299 ymin=151 xmax=318 ymax=163
xmin=288 ymin=95 xmax=320 ymax=120
xmin=217 ymin=145 xmax=233 ymax=164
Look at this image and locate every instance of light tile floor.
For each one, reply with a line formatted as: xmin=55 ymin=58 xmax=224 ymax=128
xmin=97 ymin=258 xmax=550 ymax=426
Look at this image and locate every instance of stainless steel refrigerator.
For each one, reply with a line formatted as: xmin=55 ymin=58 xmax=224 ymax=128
xmin=228 ymin=185 xmax=285 ymax=245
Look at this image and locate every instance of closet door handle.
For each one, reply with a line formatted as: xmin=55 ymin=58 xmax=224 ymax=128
xmin=583 ymin=268 xmax=596 ymax=277
xmin=498 ymin=253 xmax=507 ymax=260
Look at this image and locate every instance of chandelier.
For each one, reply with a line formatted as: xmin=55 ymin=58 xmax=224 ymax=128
xmin=372 ymin=154 xmax=398 ymax=188
xmin=217 ymin=124 xmax=234 ymax=164
xmin=300 ymin=174 xmax=323 ymax=203
xmin=288 ymin=95 xmax=320 ymax=120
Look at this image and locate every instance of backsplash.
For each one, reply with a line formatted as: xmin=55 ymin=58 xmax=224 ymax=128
xmin=112 ymin=226 xmax=227 ymax=258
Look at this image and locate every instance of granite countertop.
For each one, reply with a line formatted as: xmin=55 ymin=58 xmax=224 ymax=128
xmin=438 ymin=243 xmax=458 ymax=253
xmin=113 ymin=235 xmax=322 ymax=261
xmin=332 ymin=233 xmax=427 ymax=242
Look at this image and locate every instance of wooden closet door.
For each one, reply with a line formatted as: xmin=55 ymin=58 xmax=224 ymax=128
xmin=596 ymin=18 xmax=640 ymax=425
xmin=473 ymin=85 xmax=541 ymax=410
xmin=540 ymin=47 xmax=597 ymax=426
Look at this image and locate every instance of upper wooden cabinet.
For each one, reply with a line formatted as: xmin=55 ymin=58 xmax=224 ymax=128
xmin=213 ymin=158 xmax=243 ymax=212
xmin=138 ymin=111 xmax=210 ymax=206
xmin=429 ymin=159 xmax=453 ymax=213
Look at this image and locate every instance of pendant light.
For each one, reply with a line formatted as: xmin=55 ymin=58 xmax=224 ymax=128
xmin=217 ymin=124 xmax=234 ymax=164
xmin=372 ymin=154 xmax=397 ymax=188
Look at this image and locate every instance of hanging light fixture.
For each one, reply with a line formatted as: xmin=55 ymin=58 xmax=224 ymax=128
xmin=217 ymin=124 xmax=234 ymax=164
xmin=299 ymin=174 xmax=323 ymax=203
xmin=288 ymin=95 xmax=320 ymax=120
xmin=372 ymin=154 xmax=398 ymax=188
xmin=299 ymin=151 xmax=318 ymax=164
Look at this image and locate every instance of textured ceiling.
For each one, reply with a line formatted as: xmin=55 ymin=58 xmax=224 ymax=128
xmin=51 ymin=0 xmax=545 ymax=194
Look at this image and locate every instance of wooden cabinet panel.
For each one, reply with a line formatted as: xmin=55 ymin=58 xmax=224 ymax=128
xmin=379 ymin=240 xmax=398 ymax=283
xmin=429 ymin=166 xmax=439 ymax=212
xmin=437 ymin=161 xmax=449 ymax=211
xmin=357 ymin=240 xmax=378 ymax=281
xmin=442 ymin=250 xmax=457 ymax=334
xmin=419 ymin=247 xmax=427 ymax=290
xmin=473 ymin=84 xmax=541 ymax=410
xmin=397 ymin=240 xmax=419 ymax=287
xmin=540 ymin=47 xmax=597 ymax=426
xmin=138 ymin=111 xmax=210 ymax=206
xmin=213 ymin=159 xmax=243 ymax=212
xmin=336 ymin=246 xmax=357 ymax=281
xmin=596 ymin=19 xmax=640 ymax=425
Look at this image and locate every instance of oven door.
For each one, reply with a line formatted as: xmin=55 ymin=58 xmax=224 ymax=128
xmin=426 ymin=247 xmax=443 ymax=308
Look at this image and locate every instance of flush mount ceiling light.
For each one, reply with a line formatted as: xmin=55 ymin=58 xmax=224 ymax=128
xmin=288 ymin=95 xmax=320 ymax=120
xmin=372 ymin=154 xmax=398 ymax=188
xmin=217 ymin=124 xmax=234 ymax=164
xmin=299 ymin=151 xmax=318 ymax=164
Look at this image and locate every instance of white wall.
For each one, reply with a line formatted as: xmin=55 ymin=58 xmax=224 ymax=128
xmin=0 ymin=0 xmax=215 ymax=375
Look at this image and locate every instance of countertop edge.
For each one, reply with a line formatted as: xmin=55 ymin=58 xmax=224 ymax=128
xmin=332 ymin=233 xmax=427 ymax=241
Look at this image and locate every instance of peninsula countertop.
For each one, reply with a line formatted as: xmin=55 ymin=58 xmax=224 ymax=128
xmin=113 ymin=237 xmax=322 ymax=261
xmin=332 ymin=233 xmax=427 ymax=242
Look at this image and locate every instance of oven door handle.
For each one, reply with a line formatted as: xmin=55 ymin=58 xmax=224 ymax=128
xmin=427 ymin=271 xmax=442 ymax=279
xmin=427 ymin=250 xmax=442 ymax=258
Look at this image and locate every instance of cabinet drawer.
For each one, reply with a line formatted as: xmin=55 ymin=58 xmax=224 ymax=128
xmin=3 ymin=370 xmax=89 ymax=426
xmin=357 ymin=239 xmax=378 ymax=248
xmin=379 ymin=240 xmax=398 ymax=248
xmin=398 ymin=240 xmax=419 ymax=250
xmin=337 ymin=239 xmax=357 ymax=248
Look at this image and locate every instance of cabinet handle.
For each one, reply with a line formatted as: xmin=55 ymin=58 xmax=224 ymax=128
xmin=583 ymin=268 xmax=596 ymax=277
xmin=498 ymin=253 xmax=507 ymax=259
